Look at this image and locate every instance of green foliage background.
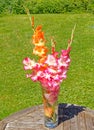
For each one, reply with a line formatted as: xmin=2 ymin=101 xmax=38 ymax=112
xmin=0 ymin=0 xmax=94 ymax=15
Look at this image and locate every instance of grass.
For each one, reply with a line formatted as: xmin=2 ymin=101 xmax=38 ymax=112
xmin=0 ymin=13 xmax=94 ymax=120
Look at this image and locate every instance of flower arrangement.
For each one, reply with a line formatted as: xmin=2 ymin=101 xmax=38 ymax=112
xmin=23 ymin=16 xmax=75 ymax=128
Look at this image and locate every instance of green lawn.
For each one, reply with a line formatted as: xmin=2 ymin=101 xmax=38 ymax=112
xmin=0 ymin=13 xmax=94 ymax=120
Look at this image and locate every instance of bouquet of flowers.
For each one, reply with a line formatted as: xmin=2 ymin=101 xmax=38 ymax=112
xmin=23 ymin=16 xmax=75 ymax=128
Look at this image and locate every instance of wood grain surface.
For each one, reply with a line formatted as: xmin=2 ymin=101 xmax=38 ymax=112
xmin=0 ymin=104 xmax=94 ymax=130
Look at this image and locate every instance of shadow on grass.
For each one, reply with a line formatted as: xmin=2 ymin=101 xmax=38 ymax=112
xmin=58 ymin=103 xmax=85 ymax=125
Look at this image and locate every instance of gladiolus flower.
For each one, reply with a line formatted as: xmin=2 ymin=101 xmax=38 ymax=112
xmin=23 ymin=57 xmax=36 ymax=70
xmin=23 ymin=17 xmax=75 ymax=105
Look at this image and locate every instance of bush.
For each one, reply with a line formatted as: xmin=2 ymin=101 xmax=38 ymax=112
xmin=0 ymin=0 xmax=94 ymax=14
xmin=12 ymin=0 xmax=25 ymax=14
xmin=0 ymin=0 xmax=25 ymax=15
xmin=87 ymin=1 xmax=94 ymax=14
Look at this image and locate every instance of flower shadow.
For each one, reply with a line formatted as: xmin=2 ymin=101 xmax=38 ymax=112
xmin=58 ymin=103 xmax=85 ymax=125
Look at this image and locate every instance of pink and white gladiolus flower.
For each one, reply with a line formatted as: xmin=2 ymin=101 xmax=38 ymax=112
xmin=23 ymin=17 xmax=75 ymax=105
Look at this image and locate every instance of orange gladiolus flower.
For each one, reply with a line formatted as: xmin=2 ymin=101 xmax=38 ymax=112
xmin=31 ymin=17 xmax=48 ymax=62
xmin=32 ymin=16 xmax=34 ymax=28
xmin=33 ymin=46 xmax=48 ymax=57
xmin=32 ymin=25 xmax=45 ymax=44
xmin=38 ymin=56 xmax=47 ymax=63
xmin=40 ymin=64 xmax=48 ymax=71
